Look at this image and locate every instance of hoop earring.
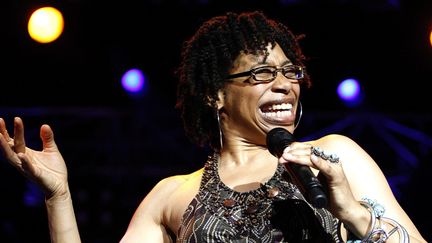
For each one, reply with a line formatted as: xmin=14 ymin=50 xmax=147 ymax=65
xmin=216 ymin=110 xmax=223 ymax=150
xmin=294 ymin=101 xmax=303 ymax=130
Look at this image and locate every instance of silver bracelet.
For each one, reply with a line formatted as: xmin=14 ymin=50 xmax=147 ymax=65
xmin=359 ymin=199 xmax=388 ymax=242
xmin=380 ymin=216 xmax=410 ymax=243
xmin=358 ymin=198 xmax=410 ymax=243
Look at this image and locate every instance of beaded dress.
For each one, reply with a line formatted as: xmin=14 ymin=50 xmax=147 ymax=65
xmin=177 ymin=153 xmax=342 ymax=242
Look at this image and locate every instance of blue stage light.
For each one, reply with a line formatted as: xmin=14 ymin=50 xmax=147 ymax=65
xmin=121 ymin=68 xmax=145 ymax=93
xmin=337 ymin=78 xmax=363 ymax=107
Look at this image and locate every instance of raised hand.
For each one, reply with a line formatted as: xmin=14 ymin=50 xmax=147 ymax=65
xmin=0 ymin=117 xmax=69 ymax=200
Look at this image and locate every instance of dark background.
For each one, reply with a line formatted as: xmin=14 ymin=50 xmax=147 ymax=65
xmin=1 ymin=0 xmax=431 ymax=242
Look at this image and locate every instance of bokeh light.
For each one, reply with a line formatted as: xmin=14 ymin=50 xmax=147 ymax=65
xmin=28 ymin=7 xmax=64 ymax=43
xmin=430 ymin=30 xmax=432 ymax=47
xmin=121 ymin=68 xmax=145 ymax=93
xmin=337 ymin=78 xmax=363 ymax=106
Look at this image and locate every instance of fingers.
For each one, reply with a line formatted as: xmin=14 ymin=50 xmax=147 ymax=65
xmin=0 ymin=133 xmax=12 ymax=158
xmin=0 ymin=118 xmax=23 ymax=169
xmin=309 ymin=147 xmax=345 ymax=184
xmin=279 ymin=143 xmax=312 ymax=166
xmin=18 ymin=152 xmax=38 ymax=177
xmin=13 ymin=117 xmax=26 ymax=153
xmin=279 ymin=143 xmax=342 ymax=177
xmin=0 ymin=133 xmax=22 ymax=169
xmin=310 ymin=152 xmax=335 ymax=176
xmin=0 ymin=118 xmax=11 ymax=141
xmin=40 ymin=124 xmax=58 ymax=152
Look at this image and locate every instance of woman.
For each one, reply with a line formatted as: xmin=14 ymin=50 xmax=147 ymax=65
xmin=0 ymin=11 xmax=426 ymax=242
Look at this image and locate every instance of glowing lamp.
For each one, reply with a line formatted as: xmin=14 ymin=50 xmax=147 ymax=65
xmin=430 ymin=30 xmax=432 ymax=47
xmin=121 ymin=69 xmax=145 ymax=93
xmin=337 ymin=78 xmax=363 ymax=107
xmin=28 ymin=7 xmax=64 ymax=43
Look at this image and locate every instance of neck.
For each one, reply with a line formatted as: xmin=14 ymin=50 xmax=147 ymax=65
xmin=218 ymin=138 xmax=272 ymax=167
xmin=216 ymin=139 xmax=279 ymax=192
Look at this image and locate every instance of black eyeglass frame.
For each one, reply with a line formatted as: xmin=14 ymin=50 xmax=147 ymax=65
xmin=226 ymin=65 xmax=305 ymax=84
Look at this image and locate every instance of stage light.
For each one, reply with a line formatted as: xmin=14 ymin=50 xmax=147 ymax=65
xmin=430 ymin=30 xmax=432 ymax=47
xmin=28 ymin=7 xmax=64 ymax=44
xmin=121 ymin=68 xmax=145 ymax=93
xmin=337 ymin=78 xmax=363 ymax=106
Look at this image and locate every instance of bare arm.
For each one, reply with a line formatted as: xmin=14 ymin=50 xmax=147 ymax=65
xmin=45 ymin=190 xmax=81 ymax=243
xmin=324 ymin=135 xmax=426 ymax=242
xmin=120 ymin=176 xmax=185 ymax=243
xmin=0 ymin=117 xmax=81 ymax=243
xmin=280 ymin=134 xmax=426 ymax=242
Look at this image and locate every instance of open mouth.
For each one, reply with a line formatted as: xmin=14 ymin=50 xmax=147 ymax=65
xmin=259 ymin=102 xmax=294 ymax=123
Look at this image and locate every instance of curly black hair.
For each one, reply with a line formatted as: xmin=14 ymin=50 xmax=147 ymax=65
xmin=175 ymin=11 xmax=311 ymax=151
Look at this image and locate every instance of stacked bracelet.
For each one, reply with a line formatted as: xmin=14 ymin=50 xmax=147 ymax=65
xmin=359 ymin=198 xmax=388 ymax=242
xmin=380 ymin=216 xmax=410 ymax=243
xmin=346 ymin=197 xmax=410 ymax=243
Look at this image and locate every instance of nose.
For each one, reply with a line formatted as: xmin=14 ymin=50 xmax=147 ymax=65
xmin=270 ymin=72 xmax=293 ymax=94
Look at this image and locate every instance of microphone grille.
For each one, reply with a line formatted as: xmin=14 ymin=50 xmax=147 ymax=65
xmin=266 ymin=127 xmax=295 ymax=157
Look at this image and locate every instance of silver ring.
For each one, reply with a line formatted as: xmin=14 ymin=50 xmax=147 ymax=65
xmin=311 ymin=146 xmax=339 ymax=163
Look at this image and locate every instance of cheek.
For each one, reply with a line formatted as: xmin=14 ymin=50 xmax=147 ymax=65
xmin=225 ymin=88 xmax=261 ymax=110
xmin=223 ymin=89 xmax=265 ymax=123
xmin=294 ymin=84 xmax=301 ymax=95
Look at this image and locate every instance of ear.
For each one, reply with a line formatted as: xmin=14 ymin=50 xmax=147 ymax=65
xmin=215 ymin=89 xmax=224 ymax=110
xmin=206 ymin=89 xmax=225 ymax=110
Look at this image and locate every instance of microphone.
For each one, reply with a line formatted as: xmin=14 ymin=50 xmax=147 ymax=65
xmin=266 ymin=127 xmax=328 ymax=208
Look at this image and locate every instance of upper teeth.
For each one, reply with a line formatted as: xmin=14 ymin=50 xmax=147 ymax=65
xmin=268 ymin=103 xmax=292 ymax=111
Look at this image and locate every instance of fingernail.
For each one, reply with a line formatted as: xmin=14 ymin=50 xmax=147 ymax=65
xmin=310 ymin=154 xmax=319 ymax=163
xmin=284 ymin=153 xmax=295 ymax=160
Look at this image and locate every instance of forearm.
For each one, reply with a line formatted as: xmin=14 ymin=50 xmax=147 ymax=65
xmin=344 ymin=218 xmax=425 ymax=243
xmin=341 ymin=201 xmax=426 ymax=243
xmin=45 ymin=189 xmax=81 ymax=243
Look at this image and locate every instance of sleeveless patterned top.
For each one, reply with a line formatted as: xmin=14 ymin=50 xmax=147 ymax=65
xmin=177 ymin=153 xmax=342 ymax=242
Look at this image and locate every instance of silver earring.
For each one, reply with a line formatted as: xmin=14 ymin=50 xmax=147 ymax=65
xmin=294 ymin=101 xmax=303 ymax=130
xmin=216 ymin=110 xmax=223 ymax=150
xmin=216 ymin=111 xmax=223 ymax=150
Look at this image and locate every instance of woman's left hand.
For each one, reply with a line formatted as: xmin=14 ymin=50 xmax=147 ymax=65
xmin=279 ymin=142 xmax=363 ymax=220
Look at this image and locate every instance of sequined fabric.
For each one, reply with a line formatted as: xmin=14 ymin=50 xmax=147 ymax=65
xmin=177 ymin=153 xmax=342 ymax=242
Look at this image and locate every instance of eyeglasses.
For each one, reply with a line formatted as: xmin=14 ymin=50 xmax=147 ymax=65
xmin=226 ymin=65 xmax=305 ymax=84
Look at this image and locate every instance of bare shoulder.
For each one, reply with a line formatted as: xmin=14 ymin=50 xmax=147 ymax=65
xmin=311 ymin=134 xmax=370 ymax=163
xmin=148 ymin=168 xmax=204 ymax=203
xmin=313 ymin=134 xmax=359 ymax=150
xmin=311 ymin=134 xmax=389 ymax=195
xmin=121 ymin=168 xmax=204 ymax=242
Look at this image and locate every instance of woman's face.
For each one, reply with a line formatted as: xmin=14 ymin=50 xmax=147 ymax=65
xmin=219 ymin=43 xmax=301 ymax=146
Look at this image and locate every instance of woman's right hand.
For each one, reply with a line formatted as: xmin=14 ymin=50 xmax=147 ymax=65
xmin=0 ymin=117 xmax=69 ymax=200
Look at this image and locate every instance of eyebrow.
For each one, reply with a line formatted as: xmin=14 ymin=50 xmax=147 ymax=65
xmin=280 ymin=60 xmax=293 ymax=66
xmin=257 ymin=59 xmax=293 ymax=67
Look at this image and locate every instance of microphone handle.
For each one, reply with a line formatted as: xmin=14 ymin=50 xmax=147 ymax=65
xmin=285 ymin=163 xmax=328 ymax=208
xmin=266 ymin=127 xmax=327 ymax=208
